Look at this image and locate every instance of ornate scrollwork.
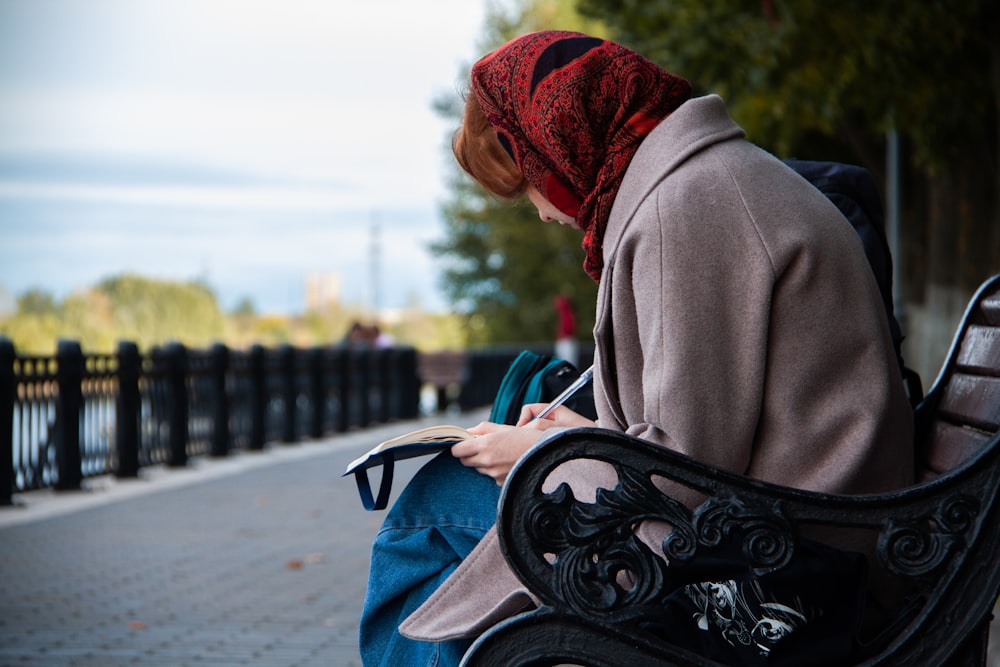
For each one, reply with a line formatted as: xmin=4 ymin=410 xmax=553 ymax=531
xmin=693 ymin=497 xmax=795 ymax=575
xmin=936 ymin=494 xmax=979 ymax=534
xmin=524 ymin=483 xmax=576 ymax=553
xmin=743 ymin=521 xmax=794 ymax=573
xmin=522 ymin=462 xmax=695 ymax=619
xmin=521 ymin=461 xmax=805 ymax=620
xmin=554 ymin=532 xmax=668 ymax=617
xmin=879 ymin=522 xmax=956 ymax=577
xmin=878 ymin=494 xmax=980 ymax=578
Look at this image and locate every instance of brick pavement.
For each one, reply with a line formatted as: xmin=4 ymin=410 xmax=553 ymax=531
xmin=1 ymin=405 xmax=997 ymax=667
xmin=0 ymin=409 xmax=490 ymax=667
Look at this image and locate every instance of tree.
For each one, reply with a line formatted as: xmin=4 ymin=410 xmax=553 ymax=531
xmin=433 ymin=172 xmax=597 ymax=344
xmin=59 ymin=289 xmax=116 ymax=351
xmin=432 ymin=0 xmax=605 ymax=345
xmin=232 ymin=297 xmax=257 ymax=318
xmin=576 ymin=0 xmax=999 ymax=277
xmin=575 ymin=0 xmax=999 ymax=378
xmin=576 ymin=1 xmax=998 ymax=172
xmin=0 ymin=311 xmax=62 ymax=354
xmin=96 ymin=274 xmax=227 ymax=350
xmin=0 ymin=275 xmax=229 ymax=353
xmin=17 ymin=289 xmax=57 ymax=316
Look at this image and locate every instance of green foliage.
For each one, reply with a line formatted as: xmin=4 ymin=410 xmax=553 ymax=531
xmin=16 ymin=289 xmax=58 ymax=316
xmin=0 ymin=275 xmax=227 ymax=353
xmin=482 ymin=0 xmax=607 ymax=39
xmin=0 ymin=275 xmax=467 ymax=354
xmin=432 ymin=0 xmax=603 ymax=345
xmin=572 ymin=0 xmax=1000 ymax=305
xmin=433 ymin=176 xmax=597 ymax=344
xmin=58 ymin=290 xmax=116 ymax=352
xmin=231 ymin=297 xmax=257 ymax=317
xmin=0 ymin=311 xmax=63 ymax=355
xmin=96 ymin=275 xmax=226 ymax=350
xmin=576 ymin=0 xmax=999 ymax=169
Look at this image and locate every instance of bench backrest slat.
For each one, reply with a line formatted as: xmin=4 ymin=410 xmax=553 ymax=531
xmin=937 ymin=374 xmax=1000 ymax=430
xmin=956 ymin=325 xmax=1000 ymax=374
xmin=917 ymin=277 xmax=1000 ymax=482
xmin=920 ymin=420 xmax=993 ymax=481
xmin=981 ymin=293 xmax=1000 ymax=325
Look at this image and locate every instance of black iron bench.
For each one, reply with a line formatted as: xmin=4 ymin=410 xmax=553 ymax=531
xmin=462 ymin=274 xmax=1000 ymax=666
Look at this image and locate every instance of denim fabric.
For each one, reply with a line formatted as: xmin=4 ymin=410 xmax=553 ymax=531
xmin=360 ymin=451 xmax=500 ymax=667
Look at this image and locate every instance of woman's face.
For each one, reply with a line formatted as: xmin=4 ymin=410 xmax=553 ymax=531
xmin=526 ymin=185 xmax=579 ymax=230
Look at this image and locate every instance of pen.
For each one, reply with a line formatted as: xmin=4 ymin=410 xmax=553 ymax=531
xmin=529 ymin=364 xmax=594 ymax=422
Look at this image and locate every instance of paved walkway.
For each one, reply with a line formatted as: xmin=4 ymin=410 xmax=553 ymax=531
xmin=0 ymin=409 xmax=490 ymax=667
xmin=1 ymin=406 xmax=997 ymax=666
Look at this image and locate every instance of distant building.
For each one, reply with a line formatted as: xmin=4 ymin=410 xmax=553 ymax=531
xmin=305 ymin=272 xmax=341 ymax=312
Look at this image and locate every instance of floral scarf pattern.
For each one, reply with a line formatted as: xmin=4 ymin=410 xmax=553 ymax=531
xmin=470 ymin=31 xmax=692 ymax=281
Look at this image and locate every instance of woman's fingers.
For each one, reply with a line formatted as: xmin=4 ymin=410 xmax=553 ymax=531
xmin=516 ymin=404 xmax=596 ymax=429
xmin=451 ymin=423 xmax=544 ymax=485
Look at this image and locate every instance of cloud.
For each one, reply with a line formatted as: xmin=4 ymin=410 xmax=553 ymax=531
xmin=0 ymin=0 xmax=486 ymax=314
xmin=0 ymin=88 xmax=456 ymax=206
xmin=0 ymin=182 xmax=365 ymax=212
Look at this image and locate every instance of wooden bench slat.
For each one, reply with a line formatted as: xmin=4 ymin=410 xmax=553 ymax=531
xmin=417 ymin=352 xmax=467 ymax=388
xmin=980 ymin=293 xmax=1000 ymax=326
xmin=956 ymin=325 xmax=1000 ymax=376
xmin=918 ymin=420 xmax=993 ymax=482
xmin=938 ymin=373 xmax=1000 ymax=431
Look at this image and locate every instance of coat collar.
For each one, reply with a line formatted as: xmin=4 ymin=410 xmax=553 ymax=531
xmin=602 ymin=94 xmax=746 ymax=265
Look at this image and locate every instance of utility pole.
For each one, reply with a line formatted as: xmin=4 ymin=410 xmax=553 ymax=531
xmin=886 ymin=129 xmax=903 ymax=326
xmin=369 ymin=211 xmax=381 ymax=317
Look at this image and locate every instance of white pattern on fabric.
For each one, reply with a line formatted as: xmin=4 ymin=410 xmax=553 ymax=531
xmin=683 ymin=579 xmax=813 ymax=658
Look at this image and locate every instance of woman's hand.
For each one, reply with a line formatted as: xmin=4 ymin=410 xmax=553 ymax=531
xmin=452 ymin=423 xmax=542 ymax=486
xmin=452 ymin=406 xmax=596 ymax=486
xmin=516 ymin=404 xmax=596 ymax=429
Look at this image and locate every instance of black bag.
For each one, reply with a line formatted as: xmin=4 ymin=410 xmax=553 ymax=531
xmin=649 ymin=534 xmax=870 ymax=666
xmin=784 ymin=159 xmax=922 ymax=404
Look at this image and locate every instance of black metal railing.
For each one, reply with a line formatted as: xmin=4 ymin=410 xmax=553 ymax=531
xmin=1 ymin=337 xmax=594 ymax=504
xmin=0 ymin=337 xmax=421 ymax=503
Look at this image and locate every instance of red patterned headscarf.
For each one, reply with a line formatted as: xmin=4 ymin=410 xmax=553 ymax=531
xmin=471 ymin=31 xmax=692 ymax=281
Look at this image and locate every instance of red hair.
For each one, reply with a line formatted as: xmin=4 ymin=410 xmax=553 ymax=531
xmin=452 ymin=92 xmax=527 ymax=199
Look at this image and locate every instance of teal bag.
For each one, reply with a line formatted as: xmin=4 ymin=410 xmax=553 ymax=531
xmin=489 ymin=350 xmax=588 ymax=425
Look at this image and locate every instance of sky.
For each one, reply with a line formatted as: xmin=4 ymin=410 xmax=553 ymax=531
xmin=0 ymin=0 xmax=490 ymax=315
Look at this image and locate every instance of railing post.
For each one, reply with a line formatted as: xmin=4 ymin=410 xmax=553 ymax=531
xmin=280 ymin=344 xmax=296 ymax=443
xmin=0 ymin=338 xmax=15 ymax=505
xmin=335 ymin=347 xmax=350 ymax=433
xmin=210 ymin=343 xmax=230 ymax=457
xmin=55 ymin=339 xmax=83 ymax=490
xmin=374 ymin=348 xmax=390 ymax=423
xmin=309 ymin=347 xmax=324 ymax=439
xmin=396 ymin=347 xmax=420 ymax=420
xmin=115 ymin=340 xmax=141 ymax=478
xmin=355 ymin=349 xmax=371 ymax=429
xmin=248 ymin=344 xmax=266 ymax=451
xmin=166 ymin=342 xmax=188 ymax=467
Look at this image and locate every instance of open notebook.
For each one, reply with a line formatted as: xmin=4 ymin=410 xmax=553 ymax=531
xmin=343 ymin=424 xmax=476 ymax=510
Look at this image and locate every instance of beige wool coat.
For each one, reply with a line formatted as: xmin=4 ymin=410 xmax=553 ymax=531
xmin=401 ymin=95 xmax=915 ymax=642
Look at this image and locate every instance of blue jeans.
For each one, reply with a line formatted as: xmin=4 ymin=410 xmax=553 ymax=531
xmin=360 ymin=452 xmax=501 ymax=667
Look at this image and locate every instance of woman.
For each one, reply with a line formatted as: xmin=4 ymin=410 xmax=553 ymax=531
xmin=362 ymin=30 xmax=913 ymax=666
